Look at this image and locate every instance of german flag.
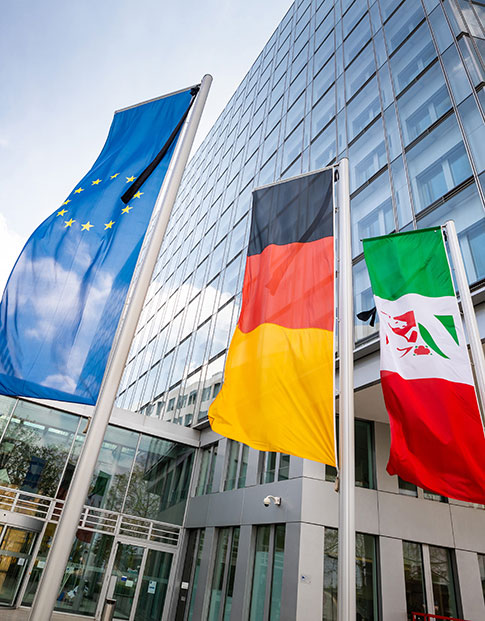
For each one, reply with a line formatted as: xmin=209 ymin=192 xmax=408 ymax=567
xmin=209 ymin=170 xmax=336 ymax=466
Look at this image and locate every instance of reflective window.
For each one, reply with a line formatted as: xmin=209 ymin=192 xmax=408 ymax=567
xmin=259 ymin=452 xmax=290 ymax=484
xmin=418 ymin=183 xmax=485 ymax=284
xmin=345 ymin=43 xmax=376 ymax=100
xmin=123 ymin=435 xmax=195 ymax=524
xmin=312 ymin=87 xmax=336 ymax=140
xmin=196 ymin=444 xmax=218 ymax=495
xmin=390 ymin=22 xmax=436 ymax=95
xmin=429 ymin=545 xmax=459 ymax=618
xmin=326 ymin=419 xmax=375 ymax=488
xmin=224 ymin=441 xmax=249 ymax=490
xmin=187 ymin=530 xmax=205 ymax=621
xmin=249 ymin=524 xmax=285 ymax=621
xmin=323 ymin=528 xmax=379 ymax=621
xmin=403 ymin=541 xmax=427 ymax=618
xmin=347 ymin=77 xmax=381 ymax=142
xmin=458 ymin=94 xmax=485 ymax=173
xmin=310 ymin=120 xmax=336 ymax=169
xmin=344 ymin=16 xmax=371 ymax=67
xmin=397 ymin=62 xmax=452 ymax=145
xmin=0 ymin=400 xmax=80 ymax=498
xmin=349 ymin=118 xmax=387 ymax=192
xmin=354 ymin=260 xmax=378 ymax=343
xmin=384 ymin=0 xmax=424 ymax=55
xmin=407 ymin=115 xmax=472 ymax=213
xmin=87 ymin=426 xmax=138 ymax=513
xmin=351 ymin=171 xmax=394 ymax=257
xmin=208 ymin=528 xmax=240 ymax=620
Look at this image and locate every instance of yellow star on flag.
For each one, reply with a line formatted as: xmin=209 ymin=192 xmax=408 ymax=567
xmin=126 ymin=175 xmax=136 ymax=183
xmin=57 ymin=209 xmax=68 ymax=217
xmin=104 ymin=221 xmax=115 ymax=230
xmin=110 ymin=173 xmax=120 ymax=179
xmin=121 ymin=206 xmax=132 ymax=214
xmin=92 ymin=179 xmax=102 ymax=185
xmin=64 ymin=219 xmax=75 ymax=228
xmin=81 ymin=222 xmax=94 ymax=231
xmin=133 ymin=191 xmax=144 ymax=199
xmin=62 ymin=199 xmax=71 ymax=206
xmin=74 ymin=187 xmax=84 ymax=194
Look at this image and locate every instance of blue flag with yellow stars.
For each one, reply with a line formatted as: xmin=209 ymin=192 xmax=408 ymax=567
xmin=0 ymin=87 xmax=195 ymax=405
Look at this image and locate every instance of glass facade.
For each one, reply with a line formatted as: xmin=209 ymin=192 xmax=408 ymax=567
xmin=116 ymin=0 xmax=485 ymax=423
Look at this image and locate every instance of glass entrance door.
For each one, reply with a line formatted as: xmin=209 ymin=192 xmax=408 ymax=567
xmin=109 ymin=543 xmax=144 ymax=620
xmin=133 ymin=548 xmax=173 ymax=621
xmin=106 ymin=540 xmax=174 ymax=621
xmin=0 ymin=526 xmax=36 ymax=606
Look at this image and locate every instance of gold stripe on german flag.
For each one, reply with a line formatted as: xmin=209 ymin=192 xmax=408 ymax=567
xmin=209 ymin=170 xmax=336 ymax=466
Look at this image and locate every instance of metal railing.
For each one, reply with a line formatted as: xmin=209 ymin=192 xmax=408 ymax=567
xmin=0 ymin=484 xmax=180 ymax=546
xmin=411 ymin=613 xmax=471 ymax=621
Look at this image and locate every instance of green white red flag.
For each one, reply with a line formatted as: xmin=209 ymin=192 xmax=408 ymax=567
xmin=363 ymin=227 xmax=485 ymax=504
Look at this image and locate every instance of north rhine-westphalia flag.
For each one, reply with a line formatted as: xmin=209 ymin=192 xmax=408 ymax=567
xmin=209 ymin=170 xmax=336 ymax=466
xmin=363 ymin=228 xmax=485 ymax=503
xmin=0 ymin=86 xmax=197 ymax=405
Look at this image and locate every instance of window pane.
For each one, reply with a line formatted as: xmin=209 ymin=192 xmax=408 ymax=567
xmin=351 ymin=170 xmax=394 ymax=257
xmin=123 ymin=435 xmax=194 ymax=524
xmin=349 ymin=118 xmax=387 ymax=192
xmin=429 ymin=545 xmax=458 ymax=618
xmin=250 ymin=526 xmax=271 ymax=620
xmin=269 ymin=525 xmax=286 ymax=620
xmin=0 ymin=400 xmax=80 ymax=498
xmin=224 ymin=440 xmax=240 ymax=491
xmin=355 ymin=420 xmax=374 ymax=489
xmin=417 ymin=183 xmax=485 ymax=285
xmin=323 ymin=528 xmax=338 ymax=621
xmin=390 ymin=23 xmax=436 ymax=95
xmin=347 ymin=77 xmax=381 ymax=142
xmin=356 ymin=533 xmax=378 ymax=621
xmin=399 ymin=477 xmax=418 ymax=497
xmin=208 ymin=529 xmax=230 ymax=620
xmin=407 ymin=115 xmax=472 ymax=213
xmin=187 ymin=531 xmax=205 ymax=621
xmin=402 ymin=541 xmax=427 ymax=618
xmin=237 ymin=445 xmax=249 ymax=488
xmin=397 ymin=62 xmax=452 ymax=146
xmin=323 ymin=528 xmax=378 ymax=620
xmin=223 ymin=529 xmax=240 ymax=620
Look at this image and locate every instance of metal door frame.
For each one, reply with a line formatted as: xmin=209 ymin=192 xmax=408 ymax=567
xmin=96 ymin=534 xmax=177 ymax=621
xmin=0 ymin=524 xmax=38 ymax=608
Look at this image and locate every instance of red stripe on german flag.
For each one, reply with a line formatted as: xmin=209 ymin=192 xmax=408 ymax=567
xmin=209 ymin=170 xmax=336 ymax=466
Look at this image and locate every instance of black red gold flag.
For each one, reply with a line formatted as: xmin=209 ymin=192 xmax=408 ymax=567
xmin=209 ymin=169 xmax=336 ymax=465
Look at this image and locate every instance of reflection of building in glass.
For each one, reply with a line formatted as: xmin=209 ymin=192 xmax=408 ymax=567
xmin=2 ymin=0 xmax=485 ymax=618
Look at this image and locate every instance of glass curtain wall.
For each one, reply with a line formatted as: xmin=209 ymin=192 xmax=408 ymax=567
xmin=116 ymin=0 xmax=485 ymax=424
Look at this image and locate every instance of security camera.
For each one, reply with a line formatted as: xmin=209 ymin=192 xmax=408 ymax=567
xmin=263 ymin=495 xmax=281 ymax=507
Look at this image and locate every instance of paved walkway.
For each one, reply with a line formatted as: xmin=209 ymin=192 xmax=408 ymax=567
xmin=0 ymin=608 xmax=87 ymax=621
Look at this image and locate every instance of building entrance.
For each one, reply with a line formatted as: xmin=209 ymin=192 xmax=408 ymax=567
xmin=100 ymin=536 xmax=174 ymax=621
xmin=0 ymin=525 xmax=37 ymax=607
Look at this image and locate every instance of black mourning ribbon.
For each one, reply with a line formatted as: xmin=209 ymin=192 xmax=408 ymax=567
xmin=357 ymin=306 xmax=377 ymax=327
xmin=121 ymin=85 xmax=200 ymax=204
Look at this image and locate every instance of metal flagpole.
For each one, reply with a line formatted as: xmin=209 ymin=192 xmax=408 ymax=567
xmin=337 ymin=157 xmax=356 ymax=621
xmin=29 ymin=74 xmax=212 ymax=621
xmin=445 ymin=219 xmax=485 ymax=424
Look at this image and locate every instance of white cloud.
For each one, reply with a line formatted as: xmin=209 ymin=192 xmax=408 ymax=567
xmin=0 ymin=215 xmax=26 ymax=295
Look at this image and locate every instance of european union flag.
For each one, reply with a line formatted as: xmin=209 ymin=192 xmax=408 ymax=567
xmin=0 ymin=87 xmax=195 ymax=405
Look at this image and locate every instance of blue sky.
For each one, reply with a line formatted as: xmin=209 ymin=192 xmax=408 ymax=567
xmin=0 ymin=0 xmax=292 ymax=289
